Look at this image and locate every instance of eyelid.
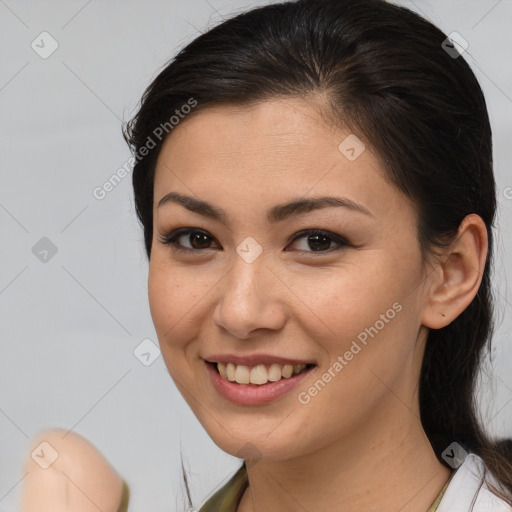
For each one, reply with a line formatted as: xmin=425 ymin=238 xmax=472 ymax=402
xmin=158 ymin=227 xmax=352 ymax=254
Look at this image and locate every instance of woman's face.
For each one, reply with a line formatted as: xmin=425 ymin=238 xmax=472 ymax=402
xmin=148 ymin=97 xmax=434 ymax=462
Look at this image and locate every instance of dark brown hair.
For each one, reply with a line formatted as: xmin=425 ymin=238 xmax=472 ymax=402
xmin=123 ymin=0 xmax=512 ymax=505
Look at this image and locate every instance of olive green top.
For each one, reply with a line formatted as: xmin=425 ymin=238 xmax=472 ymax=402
xmin=198 ymin=463 xmax=453 ymax=512
xmin=199 ymin=463 xmax=249 ymax=511
xmin=117 ymin=464 xmax=452 ymax=511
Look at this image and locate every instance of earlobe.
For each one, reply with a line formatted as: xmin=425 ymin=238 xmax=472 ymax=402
xmin=421 ymin=214 xmax=488 ymax=330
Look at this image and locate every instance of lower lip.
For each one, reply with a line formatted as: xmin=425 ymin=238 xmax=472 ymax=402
xmin=205 ymin=362 xmax=315 ymax=406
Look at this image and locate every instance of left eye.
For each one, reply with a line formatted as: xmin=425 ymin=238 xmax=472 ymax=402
xmin=158 ymin=228 xmax=350 ymax=254
xmin=287 ymin=229 xmax=349 ymax=253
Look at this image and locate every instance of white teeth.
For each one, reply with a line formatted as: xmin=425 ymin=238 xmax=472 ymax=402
xmin=250 ymin=365 xmax=268 ymax=385
xmin=218 ymin=362 xmax=227 ymax=379
xmin=216 ymin=362 xmax=310 ymax=385
xmin=282 ymin=364 xmax=293 ymax=378
xmin=268 ymin=363 xmax=282 ymax=381
xmin=226 ymin=362 xmax=236 ymax=381
xmin=235 ymin=365 xmax=250 ymax=384
xmin=293 ymin=364 xmax=307 ymax=375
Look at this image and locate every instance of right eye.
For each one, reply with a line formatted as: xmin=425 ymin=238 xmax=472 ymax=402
xmin=158 ymin=228 xmax=220 ymax=253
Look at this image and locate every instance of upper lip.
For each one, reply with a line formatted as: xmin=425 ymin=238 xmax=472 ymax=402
xmin=204 ymin=354 xmax=316 ymax=366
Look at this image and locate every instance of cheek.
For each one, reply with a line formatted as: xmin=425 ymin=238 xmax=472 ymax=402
xmin=305 ymin=254 xmax=419 ymax=372
xmin=302 ymin=259 xmax=402 ymax=335
xmin=147 ymin=257 xmax=215 ymax=348
xmin=148 ymin=251 xmax=219 ymax=359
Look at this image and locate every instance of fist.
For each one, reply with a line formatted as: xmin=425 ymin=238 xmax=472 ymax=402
xmin=19 ymin=429 xmax=128 ymax=512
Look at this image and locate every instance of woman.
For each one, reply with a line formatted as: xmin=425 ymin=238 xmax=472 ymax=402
xmin=19 ymin=0 xmax=512 ymax=510
xmin=124 ymin=0 xmax=512 ymax=509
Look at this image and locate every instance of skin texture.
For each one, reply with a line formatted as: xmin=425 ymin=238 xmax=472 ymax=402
xmin=149 ymin=96 xmax=488 ymax=512
xmin=19 ymin=429 xmax=124 ymax=512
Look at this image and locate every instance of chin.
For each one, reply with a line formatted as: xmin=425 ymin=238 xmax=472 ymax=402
xmin=204 ymin=426 xmax=303 ymax=463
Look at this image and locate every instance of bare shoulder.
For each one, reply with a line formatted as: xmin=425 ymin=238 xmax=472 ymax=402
xmin=19 ymin=428 xmax=126 ymax=512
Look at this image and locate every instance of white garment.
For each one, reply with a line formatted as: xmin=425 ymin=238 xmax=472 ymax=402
xmin=437 ymin=453 xmax=512 ymax=512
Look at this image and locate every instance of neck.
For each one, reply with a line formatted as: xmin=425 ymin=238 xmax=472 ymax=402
xmin=237 ymin=403 xmax=451 ymax=512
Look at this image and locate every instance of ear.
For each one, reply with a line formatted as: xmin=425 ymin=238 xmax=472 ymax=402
xmin=421 ymin=213 xmax=488 ymax=330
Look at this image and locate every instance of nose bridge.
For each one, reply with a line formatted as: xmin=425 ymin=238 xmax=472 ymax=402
xmin=213 ymin=244 xmax=284 ymax=338
xmin=225 ymin=245 xmax=268 ymax=308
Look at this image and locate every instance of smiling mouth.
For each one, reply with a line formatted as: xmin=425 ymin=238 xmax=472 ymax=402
xmin=208 ymin=361 xmax=316 ymax=386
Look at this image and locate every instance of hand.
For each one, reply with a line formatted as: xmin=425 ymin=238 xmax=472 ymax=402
xmin=19 ymin=429 xmax=127 ymax=512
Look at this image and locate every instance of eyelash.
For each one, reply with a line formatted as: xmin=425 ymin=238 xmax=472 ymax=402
xmin=157 ymin=227 xmax=351 ymax=255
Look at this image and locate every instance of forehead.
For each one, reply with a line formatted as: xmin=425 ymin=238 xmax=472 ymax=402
xmin=153 ymin=98 xmax=412 ymax=222
xmin=157 ymin=98 xmax=345 ymax=171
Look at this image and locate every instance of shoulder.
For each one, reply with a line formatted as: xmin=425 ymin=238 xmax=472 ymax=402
xmin=438 ymin=453 xmax=512 ymax=512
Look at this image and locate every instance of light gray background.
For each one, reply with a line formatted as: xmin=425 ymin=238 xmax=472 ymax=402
xmin=1 ymin=1 xmax=511 ymax=511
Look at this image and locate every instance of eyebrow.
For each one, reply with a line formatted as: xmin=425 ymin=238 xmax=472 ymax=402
xmin=157 ymin=191 xmax=374 ymax=224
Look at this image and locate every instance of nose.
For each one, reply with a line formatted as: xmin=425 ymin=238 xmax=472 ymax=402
xmin=212 ymin=249 xmax=287 ymax=340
